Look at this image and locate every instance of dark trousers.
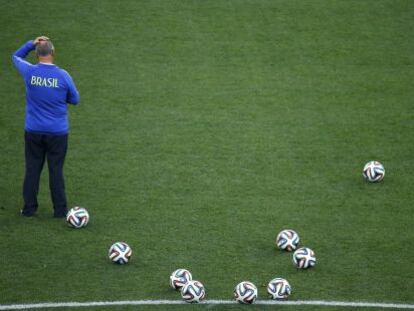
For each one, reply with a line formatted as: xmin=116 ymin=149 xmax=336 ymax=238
xmin=22 ymin=132 xmax=68 ymax=217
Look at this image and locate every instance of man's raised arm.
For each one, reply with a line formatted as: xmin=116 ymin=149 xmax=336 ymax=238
xmin=12 ymin=37 xmax=50 ymax=77
xmin=11 ymin=40 xmax=35 ymax=77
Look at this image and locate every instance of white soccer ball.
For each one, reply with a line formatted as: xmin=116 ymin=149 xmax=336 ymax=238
xmin=170 ymin=268 xmax=192 ymax=290
xmin=276 ymin=229 xmax=300 ymax=251
xmin=267 ymin=277 xmax=291 ymax=300
xmin=234 ymin=281 xmax=258 ymax=304
xmin=181 ymin=280 xmax=206 ymax=303
xmin=363 ymin=161 xmax=385 ymax=182
xmin=293 ymin=247 xmax=316 ymax=269
xmin=108 ymin=242 xmax=132 ymax=264
xmin=66 ymin=206 xmax=89 ymax=228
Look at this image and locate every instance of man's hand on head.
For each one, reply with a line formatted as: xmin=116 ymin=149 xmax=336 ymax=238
xmin=33 ymin=36 xmax=50 ymax=45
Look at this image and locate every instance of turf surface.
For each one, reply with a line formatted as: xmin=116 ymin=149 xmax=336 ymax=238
xmin=0 ymin=0 xmax=413 ymax=310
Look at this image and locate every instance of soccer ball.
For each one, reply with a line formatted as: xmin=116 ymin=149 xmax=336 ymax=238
xmin=267 ymin=277 xmax=291 ymax=300
xmin=181 ymin=280 xmax=206 ymax=303
xmin=170 ymin=268 xmax=192 ymax=290
xmin=293 ymin=247 xmax=316 ymax=269
xmin=363 ymin=161 xmax=385 ymax=182
xmin=276 ymin=229 xmax=300 ymax=251
xmin=66 ymin=206 xmax=89 ymax=228
xmin=234 ymin=281 xmax=258 ymax=304
xmin=108 ymin=242 xmax=132 ymax=264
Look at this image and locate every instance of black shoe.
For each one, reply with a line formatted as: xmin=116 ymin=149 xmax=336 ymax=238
xmin=53 ymin=211 xmax=68 ymax=218
xmin=21 ymin=209 xmax=35 ymax=217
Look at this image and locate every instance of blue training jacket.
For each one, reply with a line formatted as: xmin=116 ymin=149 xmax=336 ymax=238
xmin=12 ymin=40 xmax=80 ymax=135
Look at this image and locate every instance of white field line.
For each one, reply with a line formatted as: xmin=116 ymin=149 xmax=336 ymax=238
xmin=1 ymin=300 xmax=414 ymax=310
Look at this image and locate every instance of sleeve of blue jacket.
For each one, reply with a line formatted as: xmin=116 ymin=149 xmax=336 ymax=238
xmin=11 ymin=40 xmax=35 ymax=77
xmin=61 ymin=69 xmax=80 ymax=105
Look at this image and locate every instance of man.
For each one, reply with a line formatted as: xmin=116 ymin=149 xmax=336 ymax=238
xmin=12 ymin=36 xmax=80 ymax=218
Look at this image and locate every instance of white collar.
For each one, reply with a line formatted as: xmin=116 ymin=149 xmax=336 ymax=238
xmin=39 ymin=62 xmax=55 ymax=65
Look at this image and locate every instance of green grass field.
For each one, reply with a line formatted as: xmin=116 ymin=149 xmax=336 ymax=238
xmin=1 ymin=0 xmax=413 ymax=310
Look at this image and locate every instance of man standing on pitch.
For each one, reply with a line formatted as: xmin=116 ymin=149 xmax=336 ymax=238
xmin=12 ymin=36 xmax=79 ymax=218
